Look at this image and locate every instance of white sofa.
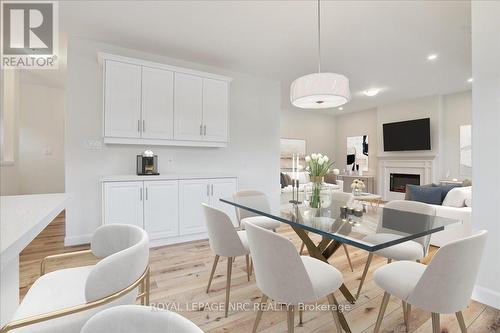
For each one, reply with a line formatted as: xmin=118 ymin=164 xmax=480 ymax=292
xmin=280 ymin=171 xmax=343 ymax=204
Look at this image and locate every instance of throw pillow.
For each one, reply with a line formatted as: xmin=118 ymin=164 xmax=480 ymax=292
xmin=324 ymin=172 xmax=337 ymax=185
xmin=442 ymin=186 xmax=472 ymax=208
xmin=405 ymin=183 xmax=432 ymax=200
xmin=406 ymin=184 xmax=442 ymax=205
xmin=432 ymin=183 xmax=463 ymax=203
xmin=283 ymin=173 xmax=292 ymax=187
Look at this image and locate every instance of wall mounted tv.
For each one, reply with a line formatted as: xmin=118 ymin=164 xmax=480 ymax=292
xmin=383 ymin=118 xmax=431 ymax=151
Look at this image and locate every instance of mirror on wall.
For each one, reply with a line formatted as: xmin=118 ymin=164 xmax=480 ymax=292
xmin=346 ymin=135 xmax=369 ymax=172
xmin=460 ymin=125 xmax=472 ymax=176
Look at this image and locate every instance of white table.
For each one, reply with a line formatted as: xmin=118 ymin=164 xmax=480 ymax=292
xmin=0 ymin=193 xmax=67 ymax=326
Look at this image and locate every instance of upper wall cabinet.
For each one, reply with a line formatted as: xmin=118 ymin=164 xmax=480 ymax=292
xmin=99 ymin=53 xmax=232 ymax=147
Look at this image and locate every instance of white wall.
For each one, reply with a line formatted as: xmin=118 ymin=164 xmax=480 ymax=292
xmin=280 ymin=107 xmax=336 ymax=159
xmin=65 ymin=38 xmax=281 ymax=244
xmin=17 ymin=82 xmax=65 ymax=194
xmin=471 ymin=1 xmax=500 ymax=309
xmin=334 ymin=108 xmax=378 ymax=176
xmin=440 ymin=90 xmax=472 ymax=180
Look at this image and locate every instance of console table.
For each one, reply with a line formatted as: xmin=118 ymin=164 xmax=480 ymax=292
xmin=337 ymin=175 xmax=376 ymax=193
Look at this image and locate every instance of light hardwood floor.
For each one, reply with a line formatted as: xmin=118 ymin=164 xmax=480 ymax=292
xmin=19 ymin=212 xmax=500 ymax=333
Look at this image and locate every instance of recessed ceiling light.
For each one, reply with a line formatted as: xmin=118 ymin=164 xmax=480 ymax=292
xmin=363 ymin=88 xmax=380 ymax=97
xmin=338 ymin=107 xmax=344 ymax=111
xmin=467 ymin=78 xmax=474 ymax=83
xmin=427 ymin=54 xmax=438 ymax=61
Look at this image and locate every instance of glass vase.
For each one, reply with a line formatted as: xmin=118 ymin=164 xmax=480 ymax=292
xmin=305 ymin=182 xmax=332 ymax=209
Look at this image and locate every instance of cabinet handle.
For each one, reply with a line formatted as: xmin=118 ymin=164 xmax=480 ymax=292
xmin=200 ymin=124 xmax=203 ymax=135
xmin=211 ymin=184 xmax=214 ymax=196
xmin=145 ymin=187 xmax=148 ymax=200
xmin=142 ymin=120 xmax=146 ymax=132
xmin=207 ymin=184 xmax=210 ymax=196
xmin=137 ymin=120 xmax=141 ymax=132
xmin=140 ymin=188 xmax=143 ymax=201
xmin=204 ymin=125 xmax=207 ymax=136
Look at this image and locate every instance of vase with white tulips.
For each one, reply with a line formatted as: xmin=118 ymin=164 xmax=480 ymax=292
xmin=304 ymin=153 xmax=339 ymax=209
xmin=350 ymin=179 xmax=365 ymax=196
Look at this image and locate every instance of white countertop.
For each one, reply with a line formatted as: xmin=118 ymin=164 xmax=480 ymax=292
xmin=0 ymin=193 xmax=67 ymax=269
xmin=100 ymin=173 xmax=237 ymax=182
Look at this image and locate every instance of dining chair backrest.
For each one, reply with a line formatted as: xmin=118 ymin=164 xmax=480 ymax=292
xmin=378 ymin=200 xmax=436 ymax=252
xmin=408 ymin=230 xmax=488 ymax=314
xmin=85 ymin=224 xmax=149 ymax=302
xmin=202 ymin=203 xmax=248 ymax=257
xmin=232 ymin=190 xmax=271 ymax=223
xmin=245 ymin=222 xmax=316 ymax=304
xmin=81 ymin=305 xmax=204 ymax=333
xmin=332 ymin=191 xmax=353 ymax=204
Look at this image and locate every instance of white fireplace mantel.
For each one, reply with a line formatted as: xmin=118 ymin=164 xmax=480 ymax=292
xmin=378 ymin=159 xmax=434 ymax=201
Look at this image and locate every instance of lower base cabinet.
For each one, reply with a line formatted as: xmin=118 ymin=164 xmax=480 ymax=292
xmin=102 ymin=177 xmax=237 ymax=246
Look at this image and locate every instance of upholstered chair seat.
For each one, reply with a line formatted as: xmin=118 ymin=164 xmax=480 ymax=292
xmin=233 ymin=190 xmax=281 ymax=231
xmin=241 ymin=216 xmax=281 ymax=231
xmin=81 ymin=305 xmax=203 ymax=333
xmin=363 ymin=234 xmax=424 ymax=261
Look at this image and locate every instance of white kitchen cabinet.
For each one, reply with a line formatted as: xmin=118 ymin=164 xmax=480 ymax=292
xmin=104 ymin=60 xmax=142 ymax=138
xmin=141 ymin=67 xmax=174 ymax=140
xmin=210 ymin=178 xmax=238 ymax=226
xmin=103 ymin=181 xmax=144 ymax=228
xmin=100 ymin=53 xmax=231 ymax=147
xmin=178 ymin=179 xmax=210 ymax=235
xmin=144 ymin=180 xmax=179 ymax=240
xmin=173 ymin=73 xmax=203 ymax=141
xmin=202 ymin=78 xmax=229 ymax=142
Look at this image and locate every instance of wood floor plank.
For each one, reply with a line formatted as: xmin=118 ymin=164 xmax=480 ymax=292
xmin=18 ymin=212 xmax=499 ymax=333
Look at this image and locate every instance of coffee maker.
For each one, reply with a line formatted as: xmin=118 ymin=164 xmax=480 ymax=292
xmin=137 ymin=150 xmax=159 ymax=175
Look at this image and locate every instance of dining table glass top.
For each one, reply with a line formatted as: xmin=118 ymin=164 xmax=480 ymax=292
xmin=220 ymin=196 xmax=462 ymax=252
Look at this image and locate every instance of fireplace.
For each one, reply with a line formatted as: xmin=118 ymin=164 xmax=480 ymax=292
xmin=390 ymin=173 xmax=420 ymax=193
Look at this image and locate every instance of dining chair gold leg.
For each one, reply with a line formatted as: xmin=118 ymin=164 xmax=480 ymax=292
xmin=246 ymin=255 xmax=251 ymax=282
xmin=287 ymin=305 xmax=295 ymax=333
xmin=329 ymin=293 xmax=352 ymax=333
xmin=299 ymin=241 xmax=305 ymax=255
xmin=402 ymin=301 xmax=411 ymax=332
xmin=298 ymin=308 xmax=303 ymax=326
xmin=342 ymin=244 xmax=354 ymax=272
xmin=206 ymin=255 xmax=220 ymax=293
xmin=250 ymin=257 xmax=253 ymax=276
xmin=252 ymin=294 xmax=268 ymax=333
xmin=139 ymin=277 xmax=145 ymax=305
xmin=456 ymin=311 xmax=467 ymax=333
xmin=387 ymin=258 xmax=393 ymax=264
xmin=356 ymin=252 xmax=373 ymax=299
xmin=145 ymin=267 xmax=151 ymax=306
xmin=432 ymin=313 xmax=440 ymax=333
xmin=225 ymin=257 xmax=233 ymax=318
xmin=327 ymin=294 xmax=343 ymax=333
xmin=374 ymin=292 xmax=391 ymax=333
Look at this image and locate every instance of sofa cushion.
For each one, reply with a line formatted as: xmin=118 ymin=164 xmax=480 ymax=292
xmin=443 ymin=186 xmax=471 ymax=208
xmin=435 ymin=183 xmax=462 ymax=202
xmin=406 ymin=185 xmax=442 ymax=205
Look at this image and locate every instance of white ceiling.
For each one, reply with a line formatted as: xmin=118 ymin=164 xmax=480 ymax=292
xmin=58 ymin=0 xmax=472 ymax=114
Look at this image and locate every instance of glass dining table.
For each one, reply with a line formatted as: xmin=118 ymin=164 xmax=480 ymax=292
xmin=220 ymin=196 xmax=462 ymax=333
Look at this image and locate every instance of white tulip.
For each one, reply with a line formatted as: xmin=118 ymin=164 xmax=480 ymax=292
xmin=323 ymin=156 xmax=329 ymax=162
xmin=318 ymin=157 xmax=325 ymax=165
xmin=318 ymin=153 xmax=323 ymax=158
xmin=311 ymin=153 xmax=318 ymax=160
xmin=333 ymin=168 xmax=340 ymax=175
xmin=305 ymin=156 xmax=311 ymax=162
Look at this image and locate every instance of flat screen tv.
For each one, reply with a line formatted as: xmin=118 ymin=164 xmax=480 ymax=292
xmin=383 ymin=118 xmax=431 ymax=151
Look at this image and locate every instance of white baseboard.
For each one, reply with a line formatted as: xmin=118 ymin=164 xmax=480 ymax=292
xmin=472 ymin=285 xmax=500 ymax=310
xmin=64 ymin=234 xmax=92 ymax=246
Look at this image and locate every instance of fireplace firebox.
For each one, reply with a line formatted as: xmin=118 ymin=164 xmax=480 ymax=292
xmin=390 ymin=173 xmax=420 ymax=193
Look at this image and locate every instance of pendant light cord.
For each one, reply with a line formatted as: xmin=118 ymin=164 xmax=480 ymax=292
xmin=317 ymin=0 xmax=321 ymax=73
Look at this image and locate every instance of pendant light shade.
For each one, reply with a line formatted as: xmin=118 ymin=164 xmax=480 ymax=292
xmin=290 ymin=0 xmax=351 ymax=110
xmin=290 ymin=72 xmax=350 ymax=109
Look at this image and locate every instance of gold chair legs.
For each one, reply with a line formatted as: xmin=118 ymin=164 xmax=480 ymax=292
xmin=225 ymin=257 xmax=233 ymax=318
xmin=326 ymin=294 xmax=344 ymax=333
xmin=432 ymin=312 xmax=440 ymax=333
xmin=246 ymin=254 xmax=251 ymax=281
xmin=456 ymin=311 xmax=467 ymax=333
xmin=286 ymin=305 xmax=295 ymax=333
xmin=373 ymin=292 xmax=391 ymax=333
xmin=356 ymin=252 xmax=373 ymax=299
xmin=252 ymin=294 xmax=268 ymax=333
xmin=206 ymin=255 xmax=220 ymax=293
xmin=402 ymin=301 xmax=411 ymax=332
xmin=342 ymin=244 xmax=354 ymax=272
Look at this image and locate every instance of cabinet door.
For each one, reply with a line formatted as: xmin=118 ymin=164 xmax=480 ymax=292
xmin=202 ymin=78 xmax=229 ymax=142
xmin=210 ymin=178 xmax=238 ymax=227
xmin=144 ymin=180 xmax=179 ymax=239
xmin=174 ymin=73 xmax=203 ymax=141
xmin=103 ymin=181 xmax=143 ymax=227
xmin=141 ymin=67 xmax=174 ymax=140
xmin=179 ymin=179 xmax=209 ymax=235
xmin=104 ymin=60 xmax=142 ymax=138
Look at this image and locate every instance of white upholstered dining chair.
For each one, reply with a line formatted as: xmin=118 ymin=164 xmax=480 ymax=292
xmin=203 ymin=203 xmax=251 ymax=318
xmin=299 ymin=191 xmax=355 ymax=271
xmin=80 ymin=305 xmax=203 ymax=333
xmin=245 ymin=222 xmax=345 ymax=333
xmin=0 ymin=224 xmax=150 ymax=333
xmin=372 ymin=230 xmax=488 ymax=333
xmin=232 ymin=190 xmax=281 ymax=231
xmin=356 ymin=200 xmax=436 ymax=298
